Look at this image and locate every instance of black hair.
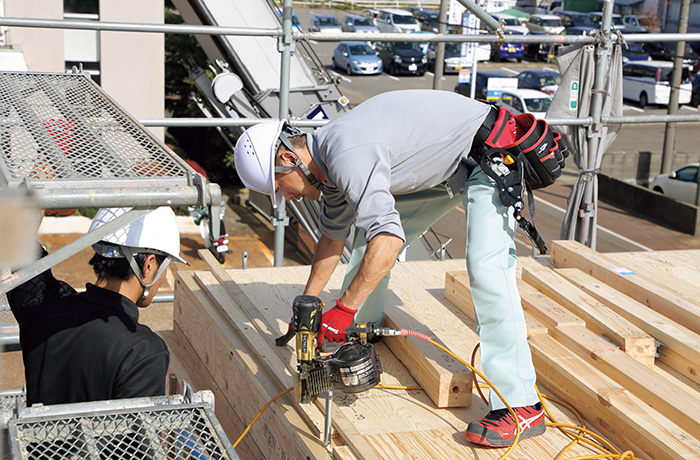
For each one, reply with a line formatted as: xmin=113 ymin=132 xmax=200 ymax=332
xmin=89 ymin=252 xmax=167 ymax=282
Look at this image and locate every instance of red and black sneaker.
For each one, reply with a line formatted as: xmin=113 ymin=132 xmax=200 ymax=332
xmin=465 ymin=402 xmax=546 ymax=447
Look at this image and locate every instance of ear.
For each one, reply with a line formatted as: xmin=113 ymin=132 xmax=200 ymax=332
xmin=141 ymin=254 xmax=159 ymax=282
xmin=278 ymin=149 xmax=298 ymax=166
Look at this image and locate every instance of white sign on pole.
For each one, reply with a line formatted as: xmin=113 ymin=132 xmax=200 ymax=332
xmin=486 ymin=77 xmax=518 ymax=101
xmin=448 ymin=0 xmax=466 ymax=25
xmin=460 ymin=13 xmax=480 ymax=67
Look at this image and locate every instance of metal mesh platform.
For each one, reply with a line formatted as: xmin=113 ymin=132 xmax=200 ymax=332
xmin=0 ymin=71 xmax=190 ymax=188
xmin=7 ymin=391 xmax=238 ymax=460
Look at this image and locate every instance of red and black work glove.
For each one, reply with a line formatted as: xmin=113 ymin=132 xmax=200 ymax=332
xmin=317 ymin=300 xmax=356 ymax=346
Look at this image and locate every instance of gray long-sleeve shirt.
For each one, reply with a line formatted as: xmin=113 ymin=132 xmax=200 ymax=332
xmin=310 ymin=89 xmax=490 ymax=243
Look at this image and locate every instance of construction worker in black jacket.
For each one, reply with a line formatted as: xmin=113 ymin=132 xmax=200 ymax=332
xmin=8 ymin=207 xmax=187 ymax=406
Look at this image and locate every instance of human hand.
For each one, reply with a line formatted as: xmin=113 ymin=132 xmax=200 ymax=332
xmin=318 ymin=300 xmax=357 ymax=346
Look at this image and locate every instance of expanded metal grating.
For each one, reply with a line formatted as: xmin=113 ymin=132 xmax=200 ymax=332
xmin=0 ymin=294 xmax=19 ymax=345
xmin=9 ymin=392 xmax=238 ymax=460
xmin=0 ymin=71 xmax=191 ymax=188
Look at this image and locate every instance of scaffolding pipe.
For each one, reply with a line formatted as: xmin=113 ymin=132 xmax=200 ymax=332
xmin=661 ymin=0 xmax=692 ymax=176
xmin=432 ymin=0 xmax=449 ymax=90
xmin=577 ymin=0 xmax=615 ymax=250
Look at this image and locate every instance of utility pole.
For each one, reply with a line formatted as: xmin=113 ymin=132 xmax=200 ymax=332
xmin=432 ymin=0 xmax=449 ymax=90
xmin=660 ymin=0 xmax=691 ymax=175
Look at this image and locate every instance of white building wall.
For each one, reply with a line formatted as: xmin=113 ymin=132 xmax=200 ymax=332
xmin=100 ymin=0 xmax=164 ymax=140
xmin=2 ymin=0 xmax=164 ymax=140
xmin=3 ymin=0 xmax=64 ymax=71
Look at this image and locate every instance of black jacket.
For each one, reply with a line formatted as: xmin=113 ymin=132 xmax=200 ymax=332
xmin=7 ymin=252 xmax=169 ymax=406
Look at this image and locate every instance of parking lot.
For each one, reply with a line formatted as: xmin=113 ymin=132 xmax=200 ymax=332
xmin=294 ymin=7 xmax=700 ymax=159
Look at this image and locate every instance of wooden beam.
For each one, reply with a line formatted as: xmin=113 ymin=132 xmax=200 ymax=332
xmin=556 ymin=267 xmax=700 ymax=386
xmin=520 ymin=257 xmax=656 ymax=366
xmin=382 ymin=309 xmax=472 ymax=408
xmin=196 ymin=251 xmax=382 ymax=460
xmin=518 ymin=281 xmax=586 ymax=329
xmin=174 ymin=273 xmax=330 ymax=459
xmin=529 ymin=332 xmax=700 ymax=459
xmin=444 ymin=270 xmax=550 ymax=336
xmin=551 ymin=325 xmax=700 ymax=441
xmin=550 ymin=240 xmax=700 ymax=335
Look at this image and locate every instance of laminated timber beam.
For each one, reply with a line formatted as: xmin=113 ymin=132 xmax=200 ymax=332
xmin=550 ymin=240 xmax=700 ymax=335
xmin=519 ymin=257 xmax=656 ymax=366
xmin=557 ymin=267 xmax=700 ymax=386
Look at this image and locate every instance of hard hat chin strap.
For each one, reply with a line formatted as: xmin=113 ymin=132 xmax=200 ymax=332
xmin=121 ymin=246 xmax=171 ymax=306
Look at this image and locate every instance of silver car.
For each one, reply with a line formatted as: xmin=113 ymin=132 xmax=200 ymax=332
xmin=332 ymin=41 xmax=383 ymax=75
xmin=341 ymin=15 xmax=379 ymax=33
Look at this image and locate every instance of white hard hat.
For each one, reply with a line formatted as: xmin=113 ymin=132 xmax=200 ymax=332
xmin=89 ymin=207 xmax=187 ymax=264
xmin=234 ymin=121 xmax=285 ymax=208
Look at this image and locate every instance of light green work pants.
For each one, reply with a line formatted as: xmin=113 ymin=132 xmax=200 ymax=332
xmin=340 ymin=166 xmax=538 ymax=410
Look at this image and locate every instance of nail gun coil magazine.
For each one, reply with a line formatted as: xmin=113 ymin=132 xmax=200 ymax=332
xmin=297 ymin=341 xmax=382 ymax=403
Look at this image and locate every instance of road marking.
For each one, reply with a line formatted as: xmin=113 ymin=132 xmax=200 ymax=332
xmin=532 ymin=195 xmax=653 ymax=251
xmin=309 ymin=40 xmax=318 ymax=45
xmin=625 ymin=105 xmax=644 ymax=113
xmin=384 ymin=73 xmax=400 ymax=81
xmin=452 ymin=194 xmax=653 ymax=252
xmin=501 ymin=66 xmax=518 ymax=74
xmin=682 ymin=105 xmax=699 ymax=112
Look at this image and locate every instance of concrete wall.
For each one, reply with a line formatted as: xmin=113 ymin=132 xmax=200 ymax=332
xmin=598 ymin=174 xmax=700 ymax=235
xmin=4 ymin=0 xmax=64 ymax=71
xmin=600 ymin=150 xmax=700 ymax=186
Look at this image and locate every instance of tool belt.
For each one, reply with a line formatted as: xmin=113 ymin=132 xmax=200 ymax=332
xmin=445 ymin=106 xmax=568 ymax=255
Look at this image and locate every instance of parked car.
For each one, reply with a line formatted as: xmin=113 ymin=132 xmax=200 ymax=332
xmin=622 ymin=14 xmax=647 ymax=33
xmin=361 ymin=9 xmax=380 ymax=23
xmin=622 ymin=60 xmax=693 ymax=107
xmin=413 ymin=9 xmax=440 ymax=32
xmin=621 ymin=41 xmax=650 ymax=63
xmin=692 ymin=73 xmax=700 ymax=106
xmin=524 ymin=31 xmax=559 ymax=61
xmin=490 ymin=30 xmax=525 ymax=62
xmin=589 ymin=12 xmax=627 ymax=33
xmin=454 ymin=70 xmax=509 ymax=101
xmin=276 ymin=11 xmax=302 ymax=33
xmin=490 ymin=13 xmax=529 ymax=35
xmin=526 ymin=14 xmax=565 ymax=35
xmin=641 ymin=41 xmax=699 ymax=69
xmin=650 ymin=164 xmax=699 ymax=204
xmin=375 ymin=9 xmax=421 ymax=33
xmin=375 ymin=41 xmax=427 ymax=75
xmin=517 ymin=69 xmax=560 ymax=95
xmin=497 ymin=88 xmax=553 ymax=118
xmin=341 ymin=15 xmax=379 ymax=34
xmin=309 ymin=14 xmax=342 ymax=34
xmin=553 ymin=10 xmax=596 ymax=32
xmin=332 ymin=41 xmax=383 ymax=75
xmin=426 ymin=42 xmax=466 ymax=73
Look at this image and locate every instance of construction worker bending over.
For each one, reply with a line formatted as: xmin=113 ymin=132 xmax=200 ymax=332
xmin=8 ymin=207 xmax=187 ymax=406
xmin=234 ymin=89 xmax=557 ymax=447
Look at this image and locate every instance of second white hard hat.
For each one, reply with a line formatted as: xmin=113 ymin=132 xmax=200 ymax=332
xmin=89 ymin=207 xmax=187 ymax=264
xmin=233 ymin=121 xmax=285 ymax=208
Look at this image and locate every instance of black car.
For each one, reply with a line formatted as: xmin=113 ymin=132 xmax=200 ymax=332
xmin=454 ymin=71 xmax=509 ymax=102
xmin=516 ymin=69 xmax=561 ymax=96
xmin=642 ymin=41 xmax=699 ymax=69
xmin=523 ymin=31 xmax=559 ymax=62
xmin=375 ymin=41 xmax=428 ymax=76
xmin=692 ymin=73 xmax=700 ymax=107
xmin=553 ymin=10 xmax=596 ymax=30
xmin=413 ymin=9 xmax=440 ymax=32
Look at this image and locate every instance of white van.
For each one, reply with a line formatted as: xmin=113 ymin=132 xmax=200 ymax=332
xmin=375 ymin=9 xmax=421 ymax=33
xmin=622 ymin=60 xmax=692 ymax=107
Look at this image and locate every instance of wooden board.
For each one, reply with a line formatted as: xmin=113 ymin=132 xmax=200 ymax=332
xmin=173 ymin=260 xmax=606 ymax=460
xmin=519 ymin=257 xmax=656 ymax=366
xmin=550 ymin=240 xmax=700 ymax=335
xmin=557 ymin=267 xmax=700 ymax=386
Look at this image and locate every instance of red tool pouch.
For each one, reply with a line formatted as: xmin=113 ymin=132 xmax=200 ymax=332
xmin=483 ymin=107 xmax=568 ymax=190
